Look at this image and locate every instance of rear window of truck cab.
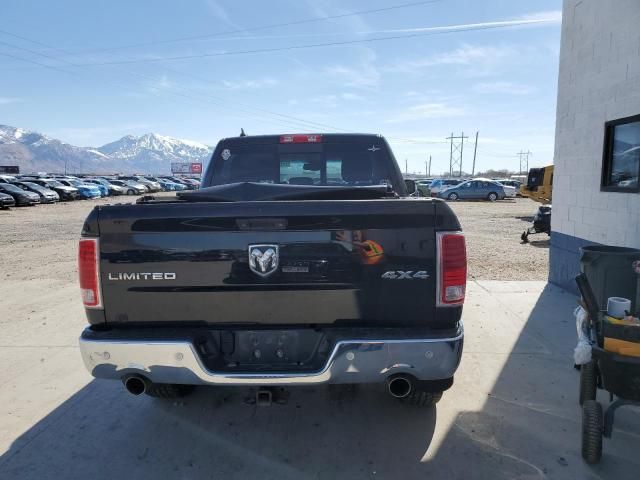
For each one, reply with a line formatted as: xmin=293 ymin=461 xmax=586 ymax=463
xmin=207 ymin=141 xmax=394 ymax=187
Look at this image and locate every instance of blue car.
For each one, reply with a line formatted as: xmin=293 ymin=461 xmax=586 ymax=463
xmin=159 ymin=178 xmax=188 ymax=191
xmin=437 ymin=178 xmax=507 ymax=202
xmin=145 ymin=177 xmax=176 ymax=191
xmin=59 ymin=179 xmax=102 ymax=199
xmin=82 ymin=180 xmax=109 ymax=197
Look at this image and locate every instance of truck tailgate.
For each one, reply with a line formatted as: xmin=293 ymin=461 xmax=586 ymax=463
xmin=91 ymin=199 xmax=458 ymax=327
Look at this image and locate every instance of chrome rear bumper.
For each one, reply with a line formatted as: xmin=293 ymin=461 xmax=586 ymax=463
xmin=79 ymin=327 xmax=463 ymax=386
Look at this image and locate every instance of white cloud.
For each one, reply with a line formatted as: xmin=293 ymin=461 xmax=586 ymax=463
xmin=387 ymin=44 xmax=517 ymax=74
xmin=385 ymin=102 xmax=466 ymax=124
xmin=205 ymin=0 xmax=243 ymax=31
xmin=325 ymin=47 xmax=380 ymax=89
xmin=285 ymin=92 xmax=363 ymax=109
xmin=473 ymin=81 xmax=536 ymax=95
xmin=341 ymin=92 xmax=364 ymax=101
xmin=147 ymin=75 xmax=173 ymax=94
xmin=518 ymin=10 xmax=562 ymax=23
xmin=0 ymin=97 xmax=22 ymax=105
xmin=221 ymin=77 xmax=278 ymax=90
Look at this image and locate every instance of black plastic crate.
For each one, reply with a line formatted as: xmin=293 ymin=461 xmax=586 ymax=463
xmin=592 ymin=346 xmax=640 ymax=401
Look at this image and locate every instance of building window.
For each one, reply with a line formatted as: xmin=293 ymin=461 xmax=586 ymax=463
xmin=601 ymin=114 xmax=640 ymax=192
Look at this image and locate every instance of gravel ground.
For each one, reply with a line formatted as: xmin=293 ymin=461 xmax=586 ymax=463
xmin=0 ymin=194 xmax=548 ymax=282
xmin=448 ymin=197 xmax=549 ymax=281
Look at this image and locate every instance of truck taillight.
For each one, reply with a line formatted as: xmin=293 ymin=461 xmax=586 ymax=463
xmin=78 ymin=238 xmax=102 ymax=309
xmin=279 ymin=134 xmax=322 ymax=144
xmin=437 ymin=232 xmax=467 ymax=306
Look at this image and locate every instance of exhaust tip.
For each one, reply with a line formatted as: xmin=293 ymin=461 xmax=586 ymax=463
xmin=387 ymin=375 xmax=413 ymax=398
xmin=123 ymin=375 xmax=147 ymax=396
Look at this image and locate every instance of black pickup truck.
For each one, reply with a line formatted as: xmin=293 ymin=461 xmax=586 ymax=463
xmin=79 ymin=133 xmax=466 ymax=405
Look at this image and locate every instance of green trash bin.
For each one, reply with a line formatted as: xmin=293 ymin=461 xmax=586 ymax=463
xmin=580 ymin=245 xmax=640 ymax=315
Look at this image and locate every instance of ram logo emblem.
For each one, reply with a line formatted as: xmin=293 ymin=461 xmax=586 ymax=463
xmin=248 ymin=244 xmax=279 ymax=278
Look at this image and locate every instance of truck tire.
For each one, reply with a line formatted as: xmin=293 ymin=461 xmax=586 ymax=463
xmin=579 ymin=361 xmax=597 ymax=405
xmin=447 ymin=192 xmax=459 ymax=201
xmin=145 ymin=383 xmax=195 ymax=399
xmin=487 ymin=192 xmax=498 ymax=202
xmin=581 ymin=400 xmax=603 ymax=464
xmin=402 ymin=390 xmax=443 ymax=407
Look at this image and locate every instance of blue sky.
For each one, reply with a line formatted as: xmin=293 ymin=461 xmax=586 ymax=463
xmin=0 ymin=0 xmax=561 ymax=174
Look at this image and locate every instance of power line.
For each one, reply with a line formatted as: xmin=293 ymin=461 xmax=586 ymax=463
xmin=0 ymin=36 xmax=345 ymax=133
xmin=0 ymin=31 xmax=456 ymax=145
xmin=71 ymin=0 xmax=445 ymax=54
xmin=39 ymin=19 xmax=554 ymax=68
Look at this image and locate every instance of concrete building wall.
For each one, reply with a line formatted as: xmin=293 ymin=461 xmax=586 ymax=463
xmin=550 ymin=0 xmax=640 ymax=291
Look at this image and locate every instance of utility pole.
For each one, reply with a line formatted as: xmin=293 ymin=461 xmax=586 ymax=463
xmin=405 ymin=158 xmax=408 ymax=175
xmin=517 ymin=150 xmax=532 ymax=175
xmin=471 ymin=131 xmax=479 ymax=176
xmin=428 ymin=155 xmax=432 ymax=176
xmin=446 ymin=132 xmax=469 ymax=177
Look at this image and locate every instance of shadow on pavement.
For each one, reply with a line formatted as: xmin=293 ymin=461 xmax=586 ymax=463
xmin=431 ymin=283 xmax=640 ymax=479
xmin=0 ymin=382 xmax=436 ymax=479
xmin=528 ymin=239 xmax=550 ymax=248
xmin=2 ymin=283 xmax=639 ymax=479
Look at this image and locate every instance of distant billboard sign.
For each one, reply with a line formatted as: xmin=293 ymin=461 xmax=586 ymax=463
xmin=171 ymin=163 xmax=190 ymax=174
xmin=171 ymin=162 xmax=202 ymax=174
xmin=0 ymin=166 xmax=19 ymax=174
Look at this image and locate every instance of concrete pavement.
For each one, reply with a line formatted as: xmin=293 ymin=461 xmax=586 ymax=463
xmin=1 ymin=280 xmax=639 ymax=479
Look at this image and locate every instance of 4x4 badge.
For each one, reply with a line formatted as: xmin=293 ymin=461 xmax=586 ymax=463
xmin=248 ymin=244 xmax=279 ymax=277
xmin=381 ymin=270 xmax=429 ymax=280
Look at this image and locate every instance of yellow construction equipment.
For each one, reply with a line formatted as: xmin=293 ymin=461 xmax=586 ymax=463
xmin=520 ymin=165 xmax=553 ymax=243
xmin=520 ymin=165 xmax=553 ymax=204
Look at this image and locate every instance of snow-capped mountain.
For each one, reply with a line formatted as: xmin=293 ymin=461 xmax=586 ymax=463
xmin=98 ymin=133 xmax=212 ymax=172
xmin=0 ymin=125 xmax=213 ymax=174
xmin=0 ymin=125 xmax=110 ymax=173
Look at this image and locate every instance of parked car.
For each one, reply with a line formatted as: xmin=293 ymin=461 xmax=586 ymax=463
xmin=0 ymin=175 xmax=18 ymax=184
xmin=0 ymin=182 xmax=41 ymax=205
xmin=495 ymin=179 xmax=522 ymax=196
xmin=82 ymin=180 xmax=109 ymax=197
xmin=26 ymin=179 xmax=79 ymax=201
xmin=11 ymin=181 xmax=60 ymax=203
xmin=58 ymin=179 xmax=102 ymax=199
xmin=85 ymin=179 xmax=124 ymax=196
xmin=119 ymin=176 xmax=161 ymax=193
xmin=438 ymin=179 xmax=507 ymax=201
xmin=159 ymin=177 xmax=188 ymax=191
xmin=0 ymin=191 xmax=16 ymax=209
xmin=144 ymin=176 xmax=177 ymax=191
xmin=176 ymin=177 xmax=201 ymax=189
xmin=78 ymin=133 xmax=466 ymax=406
xmin=109 ymin=179 xmax=146 ymax=195
xmin=165 ymin=176 xmax=198 ymax=190
xmin=429 ymin=178 xmax=463 ymax=196
xmin=415 ymin=179 xmax=433 ymax=197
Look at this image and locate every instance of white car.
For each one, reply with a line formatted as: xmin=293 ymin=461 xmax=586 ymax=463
xmin=497 ymin=182 xmax=517 ymax=197
xmin=429 ymin=179 xmax=463 ymax=196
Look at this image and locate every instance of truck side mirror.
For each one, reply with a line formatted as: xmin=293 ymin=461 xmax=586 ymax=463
xmin=404 ymin=179 xmax=416 ymax=194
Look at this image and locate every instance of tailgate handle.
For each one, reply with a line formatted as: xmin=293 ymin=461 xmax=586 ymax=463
xmin=237 ymin=218 xmax=288 ymax=230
